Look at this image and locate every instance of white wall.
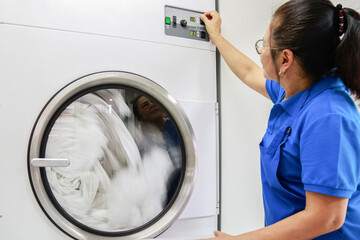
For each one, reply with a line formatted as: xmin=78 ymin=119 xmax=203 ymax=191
xmin=218 ymin=0 xmax=360 ymax=235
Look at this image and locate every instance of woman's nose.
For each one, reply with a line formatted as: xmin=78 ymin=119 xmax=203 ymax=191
xmin=149 ymin=101 xmax=156 ymax=108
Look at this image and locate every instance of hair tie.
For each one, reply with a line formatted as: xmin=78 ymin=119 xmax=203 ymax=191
xmin=336 ymin=4 xmax=346 ymax=36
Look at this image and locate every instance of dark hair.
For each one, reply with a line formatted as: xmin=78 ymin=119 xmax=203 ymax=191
xmin=132 ymin=95 xmax=143 ymax=121
xmin=271 ymin=0 xmax=360 ymax=99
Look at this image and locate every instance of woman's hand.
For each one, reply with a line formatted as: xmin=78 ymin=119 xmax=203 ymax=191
xmin=200 ymin=10 xmax=222 ymax=44
xmin=202 ymin=230 xmax=235 ymax=240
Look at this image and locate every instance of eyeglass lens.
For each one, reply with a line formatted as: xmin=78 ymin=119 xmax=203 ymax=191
xmin=255 ymin=39 xmax=263 ymax=54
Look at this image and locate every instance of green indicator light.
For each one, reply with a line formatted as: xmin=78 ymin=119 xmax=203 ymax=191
xmin=190 ymin=17 xmax=196 ymax=22
xmin=165 ymin=17 xmax=171 ymax=25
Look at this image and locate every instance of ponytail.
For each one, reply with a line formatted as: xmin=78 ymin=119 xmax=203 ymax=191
xmin=271 ymin=0 xmax=360 ymax=99
xmin=335 ymin=8 xmax=360 ymax=100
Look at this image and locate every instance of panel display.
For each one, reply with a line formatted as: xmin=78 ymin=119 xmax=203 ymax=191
xmin=164 ymin=6 xmax=210 ymax=42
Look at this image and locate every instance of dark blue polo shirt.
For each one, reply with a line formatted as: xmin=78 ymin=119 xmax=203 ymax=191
xmin=262 ymin=75 xmax=360 ymax=239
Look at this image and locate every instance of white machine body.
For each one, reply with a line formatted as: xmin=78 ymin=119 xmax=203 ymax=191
xmin=0 ymin=1 xmax=218 ymax=239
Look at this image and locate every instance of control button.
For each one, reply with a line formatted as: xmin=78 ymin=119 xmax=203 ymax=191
xmin=173 ymin=16 xmax=177 ymax=27
xmin=165 ymin=17 xmax=171 ymax=25
xmin=180 ymin=19 xmax=187 ymax=27
xmin=200 ymin=19 xmax=205 ymax=25
xmin=200 ymin=31 xmax=206 ymax=39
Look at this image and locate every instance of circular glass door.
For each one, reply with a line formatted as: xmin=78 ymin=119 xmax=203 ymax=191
xmin=28 ymin=72 xmax=197 ymax=239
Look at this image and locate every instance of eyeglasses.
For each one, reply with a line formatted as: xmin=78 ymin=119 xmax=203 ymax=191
xmin=255 ymin=39 xmax=279 ymax=54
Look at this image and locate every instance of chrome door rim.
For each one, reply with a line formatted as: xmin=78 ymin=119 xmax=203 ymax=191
xmin=28 ymin=71 xmax=198 ymax=239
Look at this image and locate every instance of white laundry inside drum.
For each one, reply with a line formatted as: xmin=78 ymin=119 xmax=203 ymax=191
xmin=41 ymin=87 xmax=184 ymax=233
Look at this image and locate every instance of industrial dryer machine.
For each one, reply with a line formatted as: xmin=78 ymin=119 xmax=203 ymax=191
xmin=0 ymin=0 xmax=218 ymax=239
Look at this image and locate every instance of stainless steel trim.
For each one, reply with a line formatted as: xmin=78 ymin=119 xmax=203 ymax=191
xmin=31 ymin=158 xmax=70 ymax=167
xmin=215 ymin=102 xmax=220 ymax=216
xmin=28 ymin=71 xmax=198 ymax=239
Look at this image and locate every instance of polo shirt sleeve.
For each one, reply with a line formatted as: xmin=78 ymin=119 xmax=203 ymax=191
xmin=300 ymin=113 xmax=360 ymax=198
xmin=266 ymin=79 xmax=284 ymax=104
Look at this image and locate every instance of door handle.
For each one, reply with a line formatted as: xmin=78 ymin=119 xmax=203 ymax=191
xmin=31 ymin=158 xmax=70 ymax=167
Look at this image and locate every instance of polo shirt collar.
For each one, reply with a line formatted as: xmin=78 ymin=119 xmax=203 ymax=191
xmin=279 ymin=75 xmax=345 ymax=116
xmin=307 ymin=75 xmax=345 ymax=102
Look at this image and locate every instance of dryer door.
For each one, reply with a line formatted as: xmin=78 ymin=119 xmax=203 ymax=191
xmin=28 ymin=71 xmax=197 ymax=239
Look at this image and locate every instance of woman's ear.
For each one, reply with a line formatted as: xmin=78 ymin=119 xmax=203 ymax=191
xmin=279 ymin=49 xmax=294 ymax=74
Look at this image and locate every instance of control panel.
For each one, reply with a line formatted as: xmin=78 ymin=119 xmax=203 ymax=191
xmin=165 ymin=6 xmax=210 ymax=42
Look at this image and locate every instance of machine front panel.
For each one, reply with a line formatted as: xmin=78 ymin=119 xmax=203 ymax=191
xmin=164 ymin=6 xmax=210 ymax=42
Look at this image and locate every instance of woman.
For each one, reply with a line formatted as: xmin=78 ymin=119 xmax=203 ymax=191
xmin=132 ymin=95 xmax=182 ymax=168
xmin=201 ymin=0 xmax=360 ymax=239
xmin=132 ymin=95 xmax=182 ymax=204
